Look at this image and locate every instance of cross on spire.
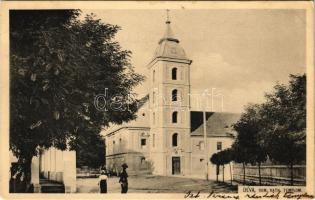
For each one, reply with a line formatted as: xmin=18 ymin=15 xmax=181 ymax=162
xmin=166 ymin=9 xmax=171 ymax=24
xmin=159 ymin=9 xmax=179 ymax=44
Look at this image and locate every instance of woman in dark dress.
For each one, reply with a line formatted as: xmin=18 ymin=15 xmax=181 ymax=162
xmin=98 ymin=170 xmax=108 ymax=193
xmin=119 ymin=163 xmax=128 ymax=193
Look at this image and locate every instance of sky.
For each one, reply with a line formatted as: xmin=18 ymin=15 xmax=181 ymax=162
xmin=83 ymin=9 xmax=306 ymax=113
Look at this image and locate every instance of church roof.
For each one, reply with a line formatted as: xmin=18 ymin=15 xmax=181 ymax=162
xmin=103 ymin=104 xmax=241 ymax=138
xmin=190 ymin=111 xmax=241 ymax=137
xmin=150 ymin=17 xmax=191 ymax=64
xmin=101 ymin=95 xmax=150 ymax=136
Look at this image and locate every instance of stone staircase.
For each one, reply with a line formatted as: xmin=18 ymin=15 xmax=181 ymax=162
xmin=40 ymin=178 xmax=65 ymax=193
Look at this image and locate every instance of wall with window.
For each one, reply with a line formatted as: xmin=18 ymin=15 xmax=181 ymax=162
xmin=126 ymin=130 xmax=150 ymax=153
xmin=149 ymin=62 xmax=189 ymax=84
xmin=191 ymin=136 xmax=234 ymax=154
xmin=105 ymin=129 xmax=130 ymax=156
xmin=105 ymin=128 xmax=150 ymax=156
xmin=105 ymin=128 xmax=151 ymax=175
xmin=164 ymin=85 xmax=189 ymax=106
xmin=163 ymin=129 xmax=190 ymax=150
xmin=150 ymin=85 xmax=190 ymax=107
xmin=161 ymin=108 xmax=190 ymax=128
xmin=149 ymin=62 xmax=190 ymax=107
xmin=190 ymin=136 xmax=234 ymax=178
xmin=105 ymin=130 xmax=127 ymax=155
xmin=164 ymin=62 xmax=189 ymax=83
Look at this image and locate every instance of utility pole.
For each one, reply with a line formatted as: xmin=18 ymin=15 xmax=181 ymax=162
xmin=203 ymin=89 xmax=209 ymax=181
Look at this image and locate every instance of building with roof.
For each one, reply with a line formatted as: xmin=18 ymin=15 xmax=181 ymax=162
xmin=102 ymin=15 xmax=241 ymax=179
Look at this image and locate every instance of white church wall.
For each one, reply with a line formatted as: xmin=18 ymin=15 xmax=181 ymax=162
xmin=162 ymin=107 xmax=190 ymax=128
xmin=149 ymin=127 xmax=163 ymax=150
xmin=190 ymin=136 xmax=234 ymax=154
xmin=164 ymin=85 xmax=189 ymax=106
xmin=150 ymin=152 xmax=166 ymax=175
xmin=129 ymin=129 xmax=150 ymax=153
xmin=105 ymin=128 xmax=130 ymax=156
xmin=190 ymin=136 xmax=235 ymax=180
xmin=184 ymin=152 xmax=192 ymax=176
xmin=149 ymin=62 xmax=163 ymax=106
xmin=165 ymin=128 xmax=191 ymax=151
xmin=208 ymin=137 xmax=234 ymax=155
xmin=149 ymin=61 xmax=163 ymax=86
xmin=105 ymin=128 xmax=152 ymax=175
xmin=164 ymin=62 xmax=189 ymax=84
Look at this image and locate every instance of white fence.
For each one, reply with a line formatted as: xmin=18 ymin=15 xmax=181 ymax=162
xmin=233 ymin=164 xmax=306 ymax=186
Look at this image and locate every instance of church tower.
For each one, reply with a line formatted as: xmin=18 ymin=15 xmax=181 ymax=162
xmin=148 ymin=11 xmax=192 ymax=176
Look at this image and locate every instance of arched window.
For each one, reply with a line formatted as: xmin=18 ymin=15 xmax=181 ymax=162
xmin=172 ymin=133 xmax=178 ymax=147
xmin=172 ymin=68 xmax=177 ymax=80
xmin=153 ymin=70 xmax=155 ymax=82
xmin=153 ymin=112 xmax=155 ymax=124
xmin=172 ymin=89 xmax=178 ymax=101
xmin=153 ymin=91 xmax=155 ymax=103
xmin=172 ymin=111 xmax=178 ymax=123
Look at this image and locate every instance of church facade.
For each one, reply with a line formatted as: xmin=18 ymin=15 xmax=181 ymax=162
xmin=102 ymin=17 xmax=240 ymax=180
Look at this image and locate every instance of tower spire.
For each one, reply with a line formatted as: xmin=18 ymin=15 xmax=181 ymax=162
xmin=166 ymin=9 xmax=170 ymax=24
xmin=159 ymin=9 xmax=179 ymax=44
xmin=149 ymin=8 xmax=191 ymax=66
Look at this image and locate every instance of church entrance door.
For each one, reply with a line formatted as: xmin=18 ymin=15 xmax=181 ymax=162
xmin=172 ymin=157 xmax=181 ymax=175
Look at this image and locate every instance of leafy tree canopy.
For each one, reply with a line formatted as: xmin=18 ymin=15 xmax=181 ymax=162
xmin=232 ymin=74 xmax=306 ymax=166
xmin=233 ymin=104 xmax=267 ymax=165
xmin=75 ymin=127 xmax=105 ymax=168
xmin=10 ymin=10 xmax=144 ymax=167
xmin=261 ymin=74 xmax=306 ymax=165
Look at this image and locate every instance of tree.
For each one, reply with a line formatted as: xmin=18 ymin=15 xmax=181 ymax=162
xmin=260 ymin=74 xmax=306 ymax=185
xmin=211 ymin=149 xmax=233 ymax=184
xmin=231 ymin=141 xmax=247 ymax=184
xmin=233 ymin=104 xmax=267 ymax=185
xmin=220 ymin=148 xmax=234 ymax=185
xmin=10 ymin=10 xmax=144 ymax=191
xmin=231 ymin=74 xmax=306 ymax=186
xmin=215 ymin=149 xmax=233 ymax=184
xmin=210 ymin=153 xmax=220 ymax=182
xmin=75 ymin=127 xmax=105 ymax=169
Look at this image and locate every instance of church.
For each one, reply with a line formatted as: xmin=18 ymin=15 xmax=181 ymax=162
xmin=102 ymin=16 xmax=240 ymax=180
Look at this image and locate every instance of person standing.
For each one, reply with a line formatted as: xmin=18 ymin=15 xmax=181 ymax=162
xmin=119 ymin=163 xmax=128 ymax=193
xmin=98 ymin=170 xmax=108 ymax=193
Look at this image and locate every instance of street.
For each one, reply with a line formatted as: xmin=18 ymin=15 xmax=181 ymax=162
xmin=76 ymin=175 xmax=237 ymax=193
